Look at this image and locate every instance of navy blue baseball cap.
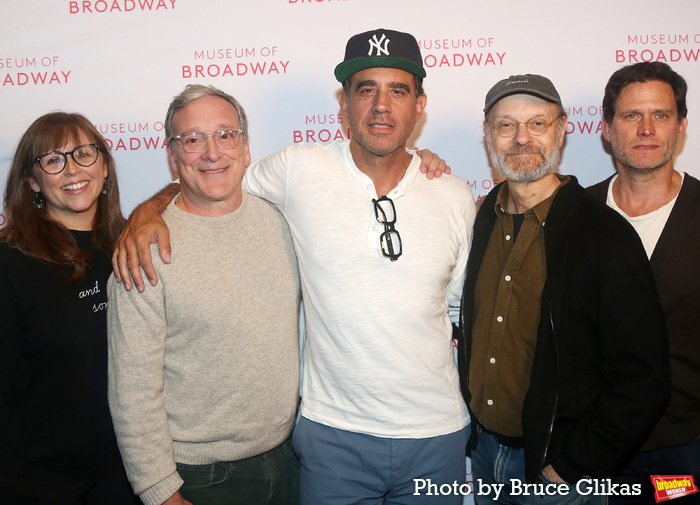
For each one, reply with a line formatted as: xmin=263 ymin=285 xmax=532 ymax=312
xmin=334 ymin=28 xmax=426 ymax=83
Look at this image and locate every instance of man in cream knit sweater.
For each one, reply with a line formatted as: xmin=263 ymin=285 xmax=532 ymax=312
xmin=107 ymin=85 xmax=301 ymax=505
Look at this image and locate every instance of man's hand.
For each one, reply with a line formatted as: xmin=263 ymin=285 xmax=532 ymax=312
xmin=112 ymin=183 xmax=179 ymax=292
xmin=415 ymin=148 xmax=452 ymax=179
xmin=542 ymin=464 xmax=566 ymax=483
xmin=162 ymin=490 xmax=192 ymax=505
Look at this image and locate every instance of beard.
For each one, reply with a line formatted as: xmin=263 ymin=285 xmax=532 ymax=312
xmin=489 ymin=141 xmax=562 ymax=183
xmin=609 ymin=134 xmax=679 ymax=174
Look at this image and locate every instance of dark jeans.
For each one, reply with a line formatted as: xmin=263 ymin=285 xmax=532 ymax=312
xmin=610 ymin=435 xmax=700 ymax=505
xmin=177 ymin=436 xmax=300 ymax=505
xmin=29 ymin=465 xmax=138 ymax=505
xmin=471 ymin=424 xmax=607 ymax=505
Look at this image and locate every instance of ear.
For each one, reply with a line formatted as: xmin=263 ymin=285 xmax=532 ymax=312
xmin=558 ymin=117 xmax=568 ymax=147
xmin=167 ymin=143 xmax=178 ymax=176
xmin=244 ymin=138 xmax=251 ymax=166
xmin=415 ymin=94 xmax=427 ymax=121
xmin=602 ymin=120 xmax=611 ymax=143
xmin=28 ymin=176 xmax=41 ymax=193
xmin=678 ymin=117 xmax=688 ymax=143
xmin=337 ymin=88 xmax=348 ymax=113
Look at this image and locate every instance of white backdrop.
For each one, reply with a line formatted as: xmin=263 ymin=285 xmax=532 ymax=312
xmin=2 ymin=0 xmax=699 ymax=500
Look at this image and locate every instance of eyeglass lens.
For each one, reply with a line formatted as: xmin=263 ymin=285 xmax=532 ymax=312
xmin=178 ymin=130 xmax=241 ymax=152
xmin=37 ymin=144 xmax=99 ymax=174
xmin=494 ymin=118 xmax=557 ymax=137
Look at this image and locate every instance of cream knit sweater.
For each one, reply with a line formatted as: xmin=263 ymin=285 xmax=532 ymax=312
xmin=107 ymin=193 xmax=300 ymax=505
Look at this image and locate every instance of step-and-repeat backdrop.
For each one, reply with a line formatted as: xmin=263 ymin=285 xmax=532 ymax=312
xmin=2 ymin=1 xmax=698 ymax=501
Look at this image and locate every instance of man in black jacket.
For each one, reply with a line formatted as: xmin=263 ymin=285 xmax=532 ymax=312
xmin=459 ymin=74 xmax=671 ymax=504
xmin=588 ymin=62 xmax=699 ymax=505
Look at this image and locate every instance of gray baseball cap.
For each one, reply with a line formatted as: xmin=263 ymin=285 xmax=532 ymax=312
xmin=484 ymin=74 xmax=562 ymax=113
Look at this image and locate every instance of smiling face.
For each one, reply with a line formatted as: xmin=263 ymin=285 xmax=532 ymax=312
xmin=168 ymin=95 xmax=251 ymax=217
xmin=29 ymin=133 xmax=108 ymax=230
xmin=338 ymin=67 xmax=426 ymax=159
xmin=486 ymin=94 xmax=565 ymax=183
xmin=603 ymin=80 xmax=687 ymax=175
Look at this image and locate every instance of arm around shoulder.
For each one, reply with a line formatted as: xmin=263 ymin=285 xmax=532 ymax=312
xmin=112 ymin=182 xmax=179 ymax=292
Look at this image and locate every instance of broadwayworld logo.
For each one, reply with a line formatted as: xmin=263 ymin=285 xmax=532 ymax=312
xmin=651 ymin=475 xmax=698 ymax=503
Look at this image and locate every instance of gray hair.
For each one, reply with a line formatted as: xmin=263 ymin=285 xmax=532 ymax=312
xmin=164 ymin=84 xmax=249 ymax=141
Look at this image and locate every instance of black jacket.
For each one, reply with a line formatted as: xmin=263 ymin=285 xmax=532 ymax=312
xmin=588 ymin=174 xmax=700 ymax=451
xmin=459 ymin=176 xmax=671 ymax=483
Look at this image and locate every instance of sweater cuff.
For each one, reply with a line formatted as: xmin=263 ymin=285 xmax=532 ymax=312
xmin=139 ymin=471 xmax=184 ymax=505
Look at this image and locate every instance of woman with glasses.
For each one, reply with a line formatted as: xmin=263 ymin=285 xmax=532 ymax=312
xmin=0 ymin=112 xmax=138 ymax=504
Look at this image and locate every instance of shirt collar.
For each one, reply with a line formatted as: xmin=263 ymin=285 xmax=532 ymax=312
xmin=493 ymin=174 xmax=570 ymax=224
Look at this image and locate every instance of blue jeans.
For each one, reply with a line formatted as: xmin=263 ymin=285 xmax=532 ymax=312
xmin=610 ymin=435 xmax=700 ymax=505
xmin=292 ymin=416 xmax=469 ymax=505
xmin=471 ymin=424 xmax=607 ymax=505
xmin=176 ymin=435 xmax=299 ymax=505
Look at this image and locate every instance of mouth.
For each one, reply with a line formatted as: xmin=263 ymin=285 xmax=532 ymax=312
xmin=200 ymin=167 xmax=228 ymax=174
xmin=62 ymin=181 xmax=88 ymax=191
xmin=369 ymin=123 xmax=393 ymax=132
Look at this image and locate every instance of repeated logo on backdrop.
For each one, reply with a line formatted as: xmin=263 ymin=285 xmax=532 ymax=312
xmin=565 ymin=105 xmax=603 ymax=136
xmin=181 ymin=46 xmax=290 ymax=80
xmin=616 ymin=33 xmax=700 ymax=63
xmin=68 ymin=0 xmax=176 ymax=13
xmin=293 ymin=113 xmax=347 ymax=145
xmin=1 ymin=56 xmax=71 ymax=87
xmin=95 ymin=120 xmax=167 ymax=152
xmin=418 ymin=36 xmax=505 ymax=70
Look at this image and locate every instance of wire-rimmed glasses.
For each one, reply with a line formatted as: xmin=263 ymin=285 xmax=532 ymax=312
xmin=170 ymin=129 xmax=244 ymax=153
xmin=490 ymin=116 xmax=561 ymax=137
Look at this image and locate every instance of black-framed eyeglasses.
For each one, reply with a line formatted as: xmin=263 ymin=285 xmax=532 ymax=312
xmin=373 ymin=196 xmax=402 ymax=261
xmin=34 ymin=143 xmax=99 ymax=175
xmin=490 ymin=116 xmax=562 ymax=138
xmin=170 ymin=129 xmax=244 ymax=153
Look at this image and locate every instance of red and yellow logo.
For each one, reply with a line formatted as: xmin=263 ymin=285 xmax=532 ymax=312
xmin=651 ymin=475 xmax=698 ymax=503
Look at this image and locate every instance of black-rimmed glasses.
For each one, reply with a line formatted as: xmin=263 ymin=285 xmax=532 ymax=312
xmin=490 ymin=116 xmax=562 ymax=137
xmin=373 ymin=196 xmax=402 ymax=261
xmin=170 ymin=129 xmax=244 ymax=153
xmin=34 ymin=144 xmax=99 ymax=175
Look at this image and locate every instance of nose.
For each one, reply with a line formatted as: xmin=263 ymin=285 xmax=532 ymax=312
xmin=372 ymin=88 xmax=391 ymax=114
xmin=63 ymin=156 xmax=80 ymax=175
xmin=202 ymin=135 xmax=222 ymax=161
xmin=638 ymin=116 xmax=655 ymax=137
xmin=513 ymin=122 xmax=534 ymax=145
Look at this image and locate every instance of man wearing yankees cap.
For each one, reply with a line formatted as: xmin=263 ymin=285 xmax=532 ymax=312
xmin=113 ymin=28 xmax=476 ymax=504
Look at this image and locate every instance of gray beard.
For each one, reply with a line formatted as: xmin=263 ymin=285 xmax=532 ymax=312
xmin=490 ymin=144 xmax=562 ymax=183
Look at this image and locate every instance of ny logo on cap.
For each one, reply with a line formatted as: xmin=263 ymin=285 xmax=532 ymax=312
xmin=367 ymin=34 xmax=390 ymax=56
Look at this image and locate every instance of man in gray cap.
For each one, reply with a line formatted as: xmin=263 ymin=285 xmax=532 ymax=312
xmin=457 ymin=74 xmax=671 ymax=504
xmin=112 ymin=28 xmax=476 ymax=505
